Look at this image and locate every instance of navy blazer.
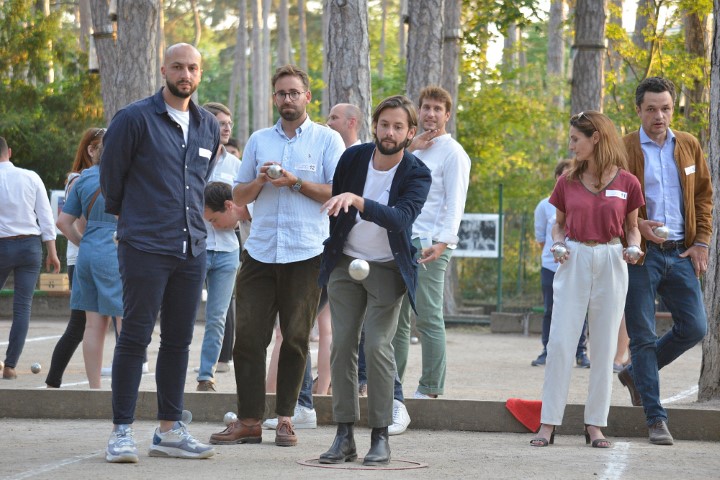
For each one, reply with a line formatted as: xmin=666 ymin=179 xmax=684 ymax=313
xmin=318 ymin=142 xmax=432 ymax=311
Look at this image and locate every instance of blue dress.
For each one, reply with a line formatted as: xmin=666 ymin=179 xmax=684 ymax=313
xmin=63 ymin=165 xmax=123 ymax=316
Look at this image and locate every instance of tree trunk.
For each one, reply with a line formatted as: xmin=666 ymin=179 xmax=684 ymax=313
xmin=228 ymin=0 xmax=249 ymax=150
xmin=699 ymin=0 xmax=720 ymax=402
xmin=631 ymin=0 xmax=655 ymax=80
xmin=298 ymin=0 xmax=308 ymax=71
xmin=406 ymin=0 xmax=444 ymax=104
xmin=251 ymin=0 xmax=264 ymax=130
xmin=326 ymin=0 xmax=372 ymax=142
xmin=262 ymin=0 xmax=272 ymax=125
xmin=570 ymin=0 xmax=606 ymax=114
xmin=441 ymin=0 xmax=461 ymax=136
xmin=277 ymin=0 xmax=291 ymax=66
xmin=683 ymin=11 xmax=710 ymax=143
xmin=378 ymin=0 xmax=387 ymax=84
xmin=155 ymin=0 xmax=165 ymax=91
xmin=547 ymin=0 xmax=565 ymax=110
xmin=79 ymin=0 xmax=92 ymax=52
xmin=190 ymin=0 xmax=201 ymax=47
xmin=399 ymin=0 xmax=408 ymax=60
xmin=90 ymin=0 xmax=160 ymax=124
xmin=321 ymin=1 xmax=330 ymax=119
xmin=502 ymin=23 xmax=518 ymax=85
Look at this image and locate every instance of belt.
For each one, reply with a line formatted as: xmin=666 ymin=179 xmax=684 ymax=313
xmin=652 ymin=240 xmax=685 ymax=251
xmin=0 ymin=234 xmax=37 ymax=240
xmin=568 ymin=237 xmax=621 ymax=247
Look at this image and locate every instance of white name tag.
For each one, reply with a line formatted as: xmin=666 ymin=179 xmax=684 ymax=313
xmin=606 ymin=190 xmax=627 ymax=200
xmin=199 ymin=147 xmax=212 ymax=159
xmin=297 ymin=163 xmax=316 ymax=172
xmin=685 ymin=165 xmax=696 ymax=175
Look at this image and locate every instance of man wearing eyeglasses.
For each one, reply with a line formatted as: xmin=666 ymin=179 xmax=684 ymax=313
xmin=619 ymin=77 xmax=712 ymax=446
xmin=193 ymin=102 xmax=250 ymax=392
xmin=210 ymin=65 xmax=345 ymax=448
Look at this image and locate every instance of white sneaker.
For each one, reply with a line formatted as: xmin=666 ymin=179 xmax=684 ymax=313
xmin=413 ymin=390 xmax=434 ymax=399
xmin=215 ymin=361 xmax=232 ymax=373
xmin=102 ymin=362 xmax=149 ymax=377
xmin=262 ymin=404 xmax=317 ymax=430
xmin=106 ymin=424 xmax=139 ymax=463
xmin=148 ymin=421 xmax=215 ymax=459
xmin=388 ymin=399 xmax=411 ymax=435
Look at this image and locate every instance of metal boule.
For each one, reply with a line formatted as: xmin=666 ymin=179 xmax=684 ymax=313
xmin=551 ymin=244 xmax=567 ymax=260
xmin=348 ymin=259 xmax=370 ymax=280
xmin=181 ymin=409 xmax=192 ymax=424
xmin=266 ymin=164 xmax=283 ymax=179
xmin=625 ymin=245 xmax=642 ymax=262
xmin=31 ymin=363 xmax=42 ymax=374
xmin=224 ymin=411 xmax=238 ymax=426
xmin=653 ymin=225 xmax=670 ymax=240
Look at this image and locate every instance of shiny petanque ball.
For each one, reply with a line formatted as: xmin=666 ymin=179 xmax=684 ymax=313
xmin=348 ymin=259 xmax=370 ymax=280
xmin=551 ymin=244 xmax=567 ymax=260
xmin=224 ymin=411 xmax=238 ymax=426
xmin=653 ymin=225 xmax=670 ymax=240
xmin=181 ymin=409 xmax=193 ymax=424
xmin=266 ymin=164 xmax=283 ymax=179
xmin=625 ymin=245 xmax=642 ymax=262
xmin=113 ymin=231 xmax=119 ymax=245
xmin=0 ymin=360 xmax=4 ymax=370
xmin=31 ymin=363 xmax=42 ymax=374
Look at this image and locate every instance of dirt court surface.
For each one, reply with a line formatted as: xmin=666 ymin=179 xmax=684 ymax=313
xmin=1 ymin=319 xmax=719 ymax=479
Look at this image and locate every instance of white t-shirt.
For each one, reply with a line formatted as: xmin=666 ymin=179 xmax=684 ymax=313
xmin=343 ymin=156 xmax=399 ymax=262
xmin=166 ymin=103 xmax=190 ymax=143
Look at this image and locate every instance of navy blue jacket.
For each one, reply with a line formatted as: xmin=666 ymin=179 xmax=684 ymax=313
xmin=100 ymin=88 xmax=220 ymax=258
xmin=319 ymin=142 xmax=432 ymax=310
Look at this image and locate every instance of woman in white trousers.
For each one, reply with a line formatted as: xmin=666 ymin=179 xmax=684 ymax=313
xmin=531 ymin=111 xmax=644 ymax=448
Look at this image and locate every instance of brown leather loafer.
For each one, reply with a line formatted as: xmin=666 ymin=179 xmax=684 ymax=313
xmin=648 ymin=420 xmax=674 ymax=445
xmin=209 ymin=418 xmax=262 ymax=445
xmin=618 ymin=366 xmax=642 ymax=406
xmin=3 ymin=366 xmax=17 ymax=380
xmin=275 ymin=418 xmax=297 ymax=447
xmin=196 ymin=380 xmax=217 ymax=392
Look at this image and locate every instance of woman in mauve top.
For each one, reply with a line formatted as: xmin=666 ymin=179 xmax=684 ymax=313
xmin=531 ymin=111 xmax=644 ymax=449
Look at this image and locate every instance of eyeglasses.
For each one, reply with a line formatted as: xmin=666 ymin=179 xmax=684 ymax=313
xmin=219 ymin=121 xmax=233 ymax=129
xmin=93 ymin=128 xmax=106 ymax=138
xmin=273 ymin=90 xmax=306 ymax=102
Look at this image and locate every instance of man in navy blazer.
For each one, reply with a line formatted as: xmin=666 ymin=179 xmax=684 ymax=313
xmin=317 ymin=95 xmax=431 ymax=467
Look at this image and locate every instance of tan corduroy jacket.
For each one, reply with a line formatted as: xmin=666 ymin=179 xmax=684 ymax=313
xmin=623 ymin=129 xmax=713 ymax=262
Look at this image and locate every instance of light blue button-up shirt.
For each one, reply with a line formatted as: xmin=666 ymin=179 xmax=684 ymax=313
xmin=236 ymin=116 xmax=345 ymax=263
xmin=205 ymin=148 xmax=242 ymax=252
xmin=640 ymin=127 xmax=685 ymax=241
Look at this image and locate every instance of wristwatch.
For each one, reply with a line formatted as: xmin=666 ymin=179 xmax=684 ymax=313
xmin=292 ymin=178 xmax=303 ymax=192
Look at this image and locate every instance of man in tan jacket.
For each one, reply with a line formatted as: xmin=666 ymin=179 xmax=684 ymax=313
xmin=618 ymin=77 xmax=712 ymax=446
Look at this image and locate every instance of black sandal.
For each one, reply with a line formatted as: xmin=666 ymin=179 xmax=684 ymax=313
xmin=530 ymin=425 xmax=556 ymax=447
xmin=585 ymin=424 xmax=612 ymax=448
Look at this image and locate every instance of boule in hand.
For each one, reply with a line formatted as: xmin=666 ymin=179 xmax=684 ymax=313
xmin=653 ymin=225 xmax=669 ymax=240
xmin=266 ymin=164 xmax=283 ymax=179
xmin=625 ymin=245 xmax=642 ymax=262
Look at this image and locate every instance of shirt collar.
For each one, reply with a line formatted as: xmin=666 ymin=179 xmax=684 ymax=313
xmin=639 ymin=126 xmax=675 ymax=146
xmin=0 ymin=161 xmax=14 ymax=169
xmin=273 ymin=114 xmax=313 ymax=139
xmin=153 ymin=87 xmax=203 ymax=121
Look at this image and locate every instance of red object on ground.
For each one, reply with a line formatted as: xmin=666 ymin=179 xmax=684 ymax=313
xmin=505 ymin=398 xmax=542 ymax=432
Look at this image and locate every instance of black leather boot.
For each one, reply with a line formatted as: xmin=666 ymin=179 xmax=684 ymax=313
xmin=319 ymin=423 xmax=357 ymax=464
xmin=362 ymin=427 xmax=391 ymax=466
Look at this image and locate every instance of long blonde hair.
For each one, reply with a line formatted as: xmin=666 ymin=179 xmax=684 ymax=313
xmin=565 ymin=111 xmax=627 ymax=188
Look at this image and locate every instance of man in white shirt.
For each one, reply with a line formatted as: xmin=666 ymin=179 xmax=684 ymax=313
xmin=392 ymin=86 xmax=471 ymax=399
xmin=327 ymin=103 xmax=362 ymax=148
xmin=0 ymin=136 xmax=61 ymax=380
xmin=210 ymin=65 xmax=345 ymax=448
xmin=195 ymin=102 xmax=250 ymax=392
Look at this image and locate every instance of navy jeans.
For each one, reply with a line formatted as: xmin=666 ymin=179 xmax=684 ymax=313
xmin=624 ymin=243 xmax=707 ymax=426
xmin=0 ymin=236 xmax=42 ymax=368
xmin=112 ymin=244 xmax=206 ymax=424
xmin=540 ymin=267 xmax=588 ymax=357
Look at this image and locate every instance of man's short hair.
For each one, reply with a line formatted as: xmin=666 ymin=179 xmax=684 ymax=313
xmin=418 ymin=85 xmax=452 ymax=113
xmin=203 ymin=102 xmax=232 ymax=117
xmin=554 ymin=159 xmax=572 ymax=178
xmin=226 ymin=137 xmax=240 ymax=150
xmin=0 ymin=136 xmax=8 ymax=158
xmin=204 ymin=181 xmax=232 ymax=212
xmin=272 ymin=64 xmax=310 ymax=91
xmin=372 ymin=95 xmax=418 ymax=131
xmin=635 ymin=77 xmax=677 ymax=107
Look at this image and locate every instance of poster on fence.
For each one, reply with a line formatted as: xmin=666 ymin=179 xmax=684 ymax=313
xmin=454 ymin=213 xmax=500 ymax=258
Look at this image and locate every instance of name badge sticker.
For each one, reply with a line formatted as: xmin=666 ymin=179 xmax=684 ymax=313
xmin=297 ymin=163 xmax=317 ymax=172
xmin=605 ymin=190 xmax=628 ymax=200
xmin=199 ymin=147 xmax=212 ymax=159
xmin=685 ymin=165 xmax=696 ymax=175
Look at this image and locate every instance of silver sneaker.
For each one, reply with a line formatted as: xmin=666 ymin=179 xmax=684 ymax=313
xmin=148 ymin=421 xmax=215 ymax=459
xmin=106 ymin=424 xmax=139 ymax=463
xmin=262 ymin=404 xmax=317 ymax=430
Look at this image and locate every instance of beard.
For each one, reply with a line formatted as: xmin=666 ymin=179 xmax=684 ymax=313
xmin=374 ymin=136 xmax=407 ymax=156
xmin=166 ymin=79 xmax=197 ymax=99
xmin=279 ymin=106 xmax=304 ymax=122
